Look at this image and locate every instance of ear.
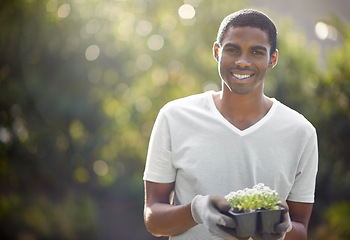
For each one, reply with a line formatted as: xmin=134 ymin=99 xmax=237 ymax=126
xmin=268 ymin=49 xmax=278 ymax=69
xmin=213 ymin=42 xmax=220 ymax=62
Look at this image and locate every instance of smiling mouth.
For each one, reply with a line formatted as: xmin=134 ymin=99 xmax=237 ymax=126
xmin=232 ymin=73 xmax=253 ymax=80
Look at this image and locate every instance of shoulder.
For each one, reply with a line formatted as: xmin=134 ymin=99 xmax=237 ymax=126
xmin=160 ymin=91 xmax=211 ymax=115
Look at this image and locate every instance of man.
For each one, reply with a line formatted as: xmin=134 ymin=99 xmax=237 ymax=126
xmin=143 ymin=9 xmax=318 ymax=240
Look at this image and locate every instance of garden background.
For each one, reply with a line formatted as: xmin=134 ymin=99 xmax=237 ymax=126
xmin=1 ymin=0 xmax=350 ymax=239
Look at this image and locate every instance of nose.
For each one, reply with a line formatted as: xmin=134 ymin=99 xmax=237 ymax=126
xmin=235 ymin=56 xmax=251 ymax=69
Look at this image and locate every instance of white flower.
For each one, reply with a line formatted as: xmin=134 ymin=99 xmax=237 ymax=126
xmin=226 ymin=183 xmax=281 ymax=212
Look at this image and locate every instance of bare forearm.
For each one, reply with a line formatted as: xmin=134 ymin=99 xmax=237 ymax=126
xmin=144 ymin=202 xmax=197 ymax=237
xmin=285 ymin=221 xmax=307 ymax=240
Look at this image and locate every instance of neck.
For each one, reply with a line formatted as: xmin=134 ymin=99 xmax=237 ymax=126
xmin=213 ymin=86 xmax=273 ymax=130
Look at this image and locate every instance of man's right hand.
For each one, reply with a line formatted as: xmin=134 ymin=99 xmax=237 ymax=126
xmin=191 ymin=195 xmax=242 ymax=240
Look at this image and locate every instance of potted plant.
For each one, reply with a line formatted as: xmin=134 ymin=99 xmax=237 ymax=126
xmin=225 ymin=183 xmax=284 ymax=238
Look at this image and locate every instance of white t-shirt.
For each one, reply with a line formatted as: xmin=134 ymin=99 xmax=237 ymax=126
xmin=143 ymin=91 xmax=318 ymax=240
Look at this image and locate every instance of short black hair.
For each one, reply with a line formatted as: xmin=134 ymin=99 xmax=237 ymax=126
xmin=216 ymin=9 xmax=277 ymax=57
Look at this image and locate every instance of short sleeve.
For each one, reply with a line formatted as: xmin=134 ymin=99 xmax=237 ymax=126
xmin=288 ymin=129 xmax=318 ymax=203
xmin=143 ymin=108 xmax=176 ymax=183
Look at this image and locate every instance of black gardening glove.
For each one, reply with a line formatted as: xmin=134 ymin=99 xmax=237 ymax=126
xmin=254 ymin=200 xmax=292 ymax=240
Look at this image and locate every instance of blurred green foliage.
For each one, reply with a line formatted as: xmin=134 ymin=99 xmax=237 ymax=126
xmin=0 ymin=0 xmax=349 ymax=239
xmin=321 ymin=202 xmax=350 ymax=239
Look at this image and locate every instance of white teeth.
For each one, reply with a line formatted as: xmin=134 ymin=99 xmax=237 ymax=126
xmin=233 ymin=74 xmax=251 ymax=79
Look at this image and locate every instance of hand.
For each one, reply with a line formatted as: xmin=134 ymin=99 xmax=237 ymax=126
xmin=191 ymin=195 xmax=241 ymax=240
xmin=254 ymin=200 xmax=292 ymax=240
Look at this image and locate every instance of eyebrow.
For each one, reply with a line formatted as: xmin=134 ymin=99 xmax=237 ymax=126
xmin=223 ymin=43 xmax=268 ymax=52
xmin=251 ymin=46 xmax=268 ymax=52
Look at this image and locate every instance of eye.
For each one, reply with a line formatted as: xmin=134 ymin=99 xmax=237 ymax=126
xmin=226 ymin=48 xmax=238 ymax=53
xmin=253 ymin=50 xmax=264 ymax=55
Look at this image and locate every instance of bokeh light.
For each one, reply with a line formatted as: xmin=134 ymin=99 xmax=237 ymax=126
xmin=147 ymin=34 xmax=164 ymax=51
xmin=57 ymin=3 xmax=71 ymax=18
xmin=69 ymin=120 xmax=85 ymax=140
xmin=93 ymin=160 xmax=109 ymax=176
xmin=135 ymin=20 xmax=153 ymax=36
xmin=178 ymin=4 xmax=196 ymax=19
xmin=161 ymin=15 xmax=177 ymax=30
xmin=86 ymin=19 xmax=101 ymax=34
xmin=152 ymin=68 xmax=168 ymax=86
xmin=136 ymin=54 xmax=153 ymax=70
xmin=85 ymin=45 xmax=100 ymax=61
xmin=315 ymin=21 xmax=338 ymax=41
xmin=135 ymin=97 xmax=152 ymax=113
xmin=74 ymin=167 xmax=90 ymax=183
xmin=0 ymin=127 xmax=11 ymax=144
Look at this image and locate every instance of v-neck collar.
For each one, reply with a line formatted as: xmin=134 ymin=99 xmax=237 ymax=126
xmin=206 ymin=91 xmax=278 ymax=136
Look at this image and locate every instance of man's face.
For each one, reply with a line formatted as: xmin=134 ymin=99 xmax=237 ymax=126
xmin=214 ymin=26 xmax=277 ymax=95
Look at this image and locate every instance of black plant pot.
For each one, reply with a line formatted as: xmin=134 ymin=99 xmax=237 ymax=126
xmin=258 ymin=207 xmax=285 ymax=234
xmin=228 ymin=210 xmax=258 ymax=238
xmin=228 ymin=206 xmax=285 ymax=237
